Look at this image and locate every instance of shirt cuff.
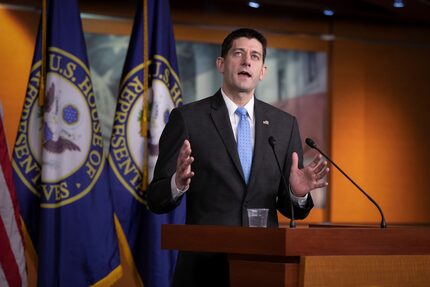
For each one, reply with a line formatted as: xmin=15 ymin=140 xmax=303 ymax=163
xmin=171 ymin=172 xmax=188 ymax=200
xmin=289 ymin=186 xmax=308 ymax=208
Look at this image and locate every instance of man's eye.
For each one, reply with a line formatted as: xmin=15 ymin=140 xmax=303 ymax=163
xmin=234 ymin=51 xmax=242 ymax=56
xmin=251 ymin=55 xmax=260 ymax=60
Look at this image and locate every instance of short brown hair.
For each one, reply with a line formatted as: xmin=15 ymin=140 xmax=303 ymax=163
xmin=220 ymin=28 xmax=267 ymax=63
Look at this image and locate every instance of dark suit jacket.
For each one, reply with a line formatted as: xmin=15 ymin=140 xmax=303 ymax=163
xmin=147 ymin=90 xmax=313 ymax=286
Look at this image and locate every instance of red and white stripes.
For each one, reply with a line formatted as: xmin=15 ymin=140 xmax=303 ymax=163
xmin=0 ymin=115 xmax=27 ymax=287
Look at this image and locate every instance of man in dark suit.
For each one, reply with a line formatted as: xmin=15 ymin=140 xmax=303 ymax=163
xmin=147 ymin=28 xmax=329 ymax=287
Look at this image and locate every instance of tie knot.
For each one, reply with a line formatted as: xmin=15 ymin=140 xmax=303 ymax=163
xmin=235 ymin=107 xmax=247 ymax=117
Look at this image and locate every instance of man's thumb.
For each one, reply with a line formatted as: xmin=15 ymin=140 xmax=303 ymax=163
xmin=291 ymin=152 xmax=299 ymax=169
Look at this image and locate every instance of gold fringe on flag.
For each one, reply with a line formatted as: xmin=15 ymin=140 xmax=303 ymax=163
xmin=141 ymin=0 xmax=149 ymax=190
xmin=38 ymin=0 xmax=47 ymax=106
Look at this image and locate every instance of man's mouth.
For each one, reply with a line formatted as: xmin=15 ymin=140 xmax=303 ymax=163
xmin=238 ymin=71 xmax=251 ymax=77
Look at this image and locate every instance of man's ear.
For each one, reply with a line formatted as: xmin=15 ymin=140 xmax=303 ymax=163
xmin=216 ymin=57 xmax=224 ymax=73
xmin=259 ymin=65 xmax=267 ymax=81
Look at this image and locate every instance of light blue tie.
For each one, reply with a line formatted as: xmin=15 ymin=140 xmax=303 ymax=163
xmin=236 ymin=107 xmax=252 ymax=184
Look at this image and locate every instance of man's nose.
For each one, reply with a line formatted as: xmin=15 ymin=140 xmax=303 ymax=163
xmin=241 ymin=52 xmax=251 ymax=66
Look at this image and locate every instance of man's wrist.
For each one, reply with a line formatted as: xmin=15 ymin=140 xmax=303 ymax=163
xmin=171 ymin=173 xmax=188 ymax=200
xmin=289 ymin=186 xmax=308 ymax=208
xmin=175 ymin=178 xmax=188 ymax=192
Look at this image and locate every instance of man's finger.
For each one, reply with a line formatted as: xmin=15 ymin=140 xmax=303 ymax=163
xmin=315 ymin=167 xmax=329 ymax=180
xmin=310 ymin=154 xmax=322 ymax=168
xmin=314 ymin=181 xmax=329 ymax=188
xmin=183 ymin=171 xmax=195 ymax=181
xmin=291 ymin=152 xmax=299 ymax=169
xmin=178 ymin=156 xmax=194 ymax=173
xmin=179 ymin=141 xmax=191 ymax=158
xmin=314 ymin=160 xmax=328 ymax=174
xmin=177 ymin=140 xmax=192 ymax=165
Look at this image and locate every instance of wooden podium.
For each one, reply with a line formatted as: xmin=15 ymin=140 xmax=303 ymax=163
xmin=161 ymin=224 xmax=430 ymax=287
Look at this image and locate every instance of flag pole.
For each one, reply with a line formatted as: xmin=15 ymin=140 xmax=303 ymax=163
xmin=141 ymin=0 xmax=149 ymax=190
xmin=39 ymin=0 xmax=47 ymax=106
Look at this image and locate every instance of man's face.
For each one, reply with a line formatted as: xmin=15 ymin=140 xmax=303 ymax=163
xmin=217 ymin=37 xmax=267 ymax=98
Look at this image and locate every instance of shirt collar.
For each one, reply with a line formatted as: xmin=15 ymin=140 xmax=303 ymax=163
xmin=221 ymin=89 xmax=255 ymax=121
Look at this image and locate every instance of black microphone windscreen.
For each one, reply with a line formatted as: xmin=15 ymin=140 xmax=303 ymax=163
xmin=305 ymin=138 xmax=316 ymax=148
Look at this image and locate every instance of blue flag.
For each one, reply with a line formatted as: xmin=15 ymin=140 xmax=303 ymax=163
xmin=12 ymin=0 xmax=121 ymax=286
xmin=108 ymin=0 xmax=185 ymax=286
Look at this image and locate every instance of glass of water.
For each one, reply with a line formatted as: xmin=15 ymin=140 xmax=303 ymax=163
xmin=247 ymin=208 xmax=269 ymax=227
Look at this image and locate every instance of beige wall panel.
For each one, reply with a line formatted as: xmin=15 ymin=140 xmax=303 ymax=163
xmin=301 ymin=255 xmax=430 ymax=287
xmin=330 ymin=32 xmax=430 ymax=223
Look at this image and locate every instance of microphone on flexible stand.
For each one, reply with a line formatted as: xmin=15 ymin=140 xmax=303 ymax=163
xmin=268 ymin=136 xmax=296 ymax=228
xmin=305 ymin=138 xmax=387 ymax=228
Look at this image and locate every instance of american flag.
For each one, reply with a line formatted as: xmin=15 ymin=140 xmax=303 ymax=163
xmin=0 ymin=109 xmax=27 ymax=287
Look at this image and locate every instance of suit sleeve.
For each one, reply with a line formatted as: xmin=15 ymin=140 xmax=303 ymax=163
xmin=276 ymin=117 xmax=314 ymax=219
xmin=147 ymin=108 xmax=187 ymax=213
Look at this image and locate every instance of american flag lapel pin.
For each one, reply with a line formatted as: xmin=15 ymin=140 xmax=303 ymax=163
xmin=263 ymin=120 xmax=269 ymax=125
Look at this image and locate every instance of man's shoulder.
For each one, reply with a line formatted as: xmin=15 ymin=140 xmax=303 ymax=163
xmin=181 ymin=96 xmax=213 ymax=109
xmin=255 ymin=98 xmax=295 ymax=121
xmin=177 ymin=91 xmax=221 ymax=113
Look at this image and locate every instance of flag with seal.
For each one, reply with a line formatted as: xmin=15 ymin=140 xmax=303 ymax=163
xmin=12 ymin=0 xmax=121 ymax=286
xmin=108 ymin=0 xmax=185 ymax=286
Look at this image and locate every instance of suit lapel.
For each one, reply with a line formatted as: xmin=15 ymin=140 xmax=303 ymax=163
xmin=210 ymin=91 xmax=245 ymax=181
xmin=248 ymin=99 xmax=270 ymax=188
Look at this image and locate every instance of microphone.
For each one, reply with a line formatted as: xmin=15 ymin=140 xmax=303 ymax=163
xmin=305 ymin=138 xmax=387 ymax=228
xmin=268 ymin=136 xmax=296 ymax=228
